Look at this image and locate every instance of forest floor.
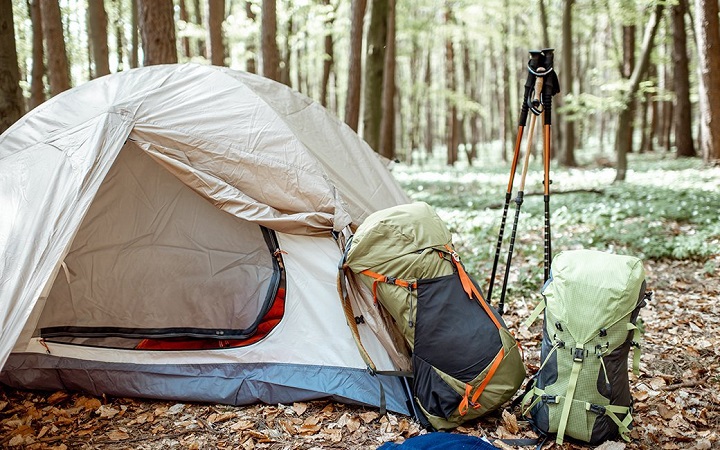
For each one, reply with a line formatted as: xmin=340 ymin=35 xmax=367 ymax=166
xmin=1 ymin=256 xmax=718 ymax=450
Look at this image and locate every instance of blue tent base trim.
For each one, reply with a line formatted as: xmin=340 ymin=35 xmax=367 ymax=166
xmin=0 ymin=353 xmax=410 ymax=415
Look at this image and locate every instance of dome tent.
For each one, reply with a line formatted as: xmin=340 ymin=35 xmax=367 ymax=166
xmin=0 ymin=64 xmax=411 ymax=413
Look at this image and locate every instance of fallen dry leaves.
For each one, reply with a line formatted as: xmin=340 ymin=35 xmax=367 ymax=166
xmin=1 ymin=259 xmax=718 ymax=449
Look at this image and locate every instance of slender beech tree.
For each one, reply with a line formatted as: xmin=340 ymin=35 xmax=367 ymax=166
xmin=615 ymin=4 xmax=664 ymax=182
xmin=138 ymin=0 xmax=177 ymax=65
xmin=40 ymin=0 xmax=71 ymax=95
xmin=0 ymin=0 xmax=25 ymax=133
xmin=114 ymin=0 xmax=125 ymax=71
xmin=694 ymin=0 xmax=720 ymax=162
xmin=500 ymin=0 xmax=511 ymax=161
xmin=424 ymin=47 xmax=434 ymax=155
xmin=672 ymin=0 xmax=694 ymax=157
xmin=193 ymin=0 xmax=206 ymax=57
xmin=319 ymin=0 xmax=335 ymax=108
xmin=88 ymin=0 xmax=110 ymax=77
xmin=344 ymin=0 xmax=366 ymax=131
xmin=179 ymin=0 xmax=191 ymax=58
xmin=245 ymin=2 xmax=257 ymax=73
xmin=462 ymin=42 xmax=479 ymax=165
xmin=27 ymin=0 xmax=45 ymax=109
xmin=130 ymin=0 xmax=139 ymax=68
xmin=444 ymin=6 xmax=458 ymax=166
xmin=379 ymin=0 xmax=396 ymax=159
xmin=208 ymin=0 xmax=227 ymax=66
xmin=559 ymin=0 xmax=576 ymax=166
xmin=538 ymin=0 xmax=550 ymax=48
xmin=408 ymin=38 xmax=421 ymax=162
xmin=280 ymin=15 xmax=293 ymax=87
xmin=261 ymin=0 xmax=280 ymax=81
xmin=363 ymin=0 xmax=388 ymax=152
xmin=617 ymin=7 xmax=636 ymax=156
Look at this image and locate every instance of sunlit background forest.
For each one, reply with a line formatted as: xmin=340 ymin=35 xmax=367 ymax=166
xmin=1 ymin=0 xmax=719 ymax=276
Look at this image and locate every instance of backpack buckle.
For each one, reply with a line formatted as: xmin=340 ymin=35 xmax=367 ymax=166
xmin=588 ymin=404 xmax=606 ymax=415
xmin=384 ymin=276 xmax=397 ymax=285
xmin=573 ymin=347 xmax=585 ymax=362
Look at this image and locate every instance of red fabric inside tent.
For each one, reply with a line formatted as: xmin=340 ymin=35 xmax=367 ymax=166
xmin=135 ymin=288 xmax=286 ymax=350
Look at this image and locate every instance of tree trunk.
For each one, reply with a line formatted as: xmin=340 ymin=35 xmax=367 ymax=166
xmin=319 ymin=0 xmax=334 ymax=108
xmin=672 ymin=0 xmax=697 ymax=157
xmin=208 ymin=0 xmax=226 ymax=66
xmin=295 ymin=31 xmax=304 ymax=92
xmin=614 ymin=4 xmax=664 ymax=182
xmin=444 ymin=7 xmax=458 ymax=166
xmin=619 ymin=21 xmax=636 ymax=154
xmin=344 ymin=0 xmax=366 ymax=131
xmin=138 ymin=0 xmax=177 ymax=66
xmin=462 ymin=42 xmax=478 ymax=165
xmin=40 ymin=0 xmax=71 ymax=95
xmin=408 ymin=38 xmax=420 ymax=161
xmin=85 ymin=9 xmax=93 ymax=78
xmin=261 ymin=0 xmax=280 ymax=81
xmin=130 ymin=0 xmax=139 ymax=68
xmin=0 ymin=0 xmax=25 ymax=133
xmin=379 ymin=0 xmax=395 ymax=160
xmin=500 ymin=0 xmax=511 ymax=161
xmin=193 ymin=0 xmax=205 ymax=57
xmin=639 ymin=91 xmax=651 ymax=153
xmin=88 ymin=0 xmax=110 ymax=77
xmin=179 ymin=0 xmax=191 ymax=58
xmin=245 ymin=1 xmax=257 ymax=73
xmin=539 ymin=0 xmax=550 ymax=48
xmin=694 ymin=0 xmax=720 ymax=162
xmin=27 ymin=0 xmax=45 ymax=109
xmin=424 ymin=47 xmax=433 ymax=156
xmin=663 ymin=98 xmax=673 ymax=152
xmin=280 ymin=15 xmax=292 ymax=86
xmin=560 ymin=0 xmax=577 ymax=166
xmin=114 ymin=0 xmax=125 ymax=71
xmin=363 ymin=0 xmax=388 ymax=152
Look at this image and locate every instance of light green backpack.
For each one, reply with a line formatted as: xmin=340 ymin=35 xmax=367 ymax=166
xmin=522 ymin=249 xmax=650 ymax=445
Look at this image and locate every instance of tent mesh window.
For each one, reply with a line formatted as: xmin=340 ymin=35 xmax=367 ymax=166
xmin=35 ymin=143 xmax=286 ymax=349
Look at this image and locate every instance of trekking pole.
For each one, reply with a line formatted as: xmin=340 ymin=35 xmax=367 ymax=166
xmin=535 ymin=49 xmax=561 ymax=282
xmin=486 ymin=58 xmax=538 ymax=305
xmin=497 ymin=50 xmax=549 ymax=315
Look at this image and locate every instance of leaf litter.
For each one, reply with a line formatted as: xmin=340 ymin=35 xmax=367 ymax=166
xmin=1 ymin=259 xmax=718 ymax=449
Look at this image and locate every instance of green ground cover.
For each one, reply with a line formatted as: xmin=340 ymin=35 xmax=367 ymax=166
xmin=394 ymin=154 xmax=720 ymax=297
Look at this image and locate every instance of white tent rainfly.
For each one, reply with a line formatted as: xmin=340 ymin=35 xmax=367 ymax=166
xmin=0 ymin=64 xmax=413 ymax=413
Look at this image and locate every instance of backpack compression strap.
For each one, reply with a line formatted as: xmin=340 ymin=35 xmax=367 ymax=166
xmin=359 ymin=269 xmax=418 ymax=303
xmin=458 ymin=346 xmax=506 ymax=415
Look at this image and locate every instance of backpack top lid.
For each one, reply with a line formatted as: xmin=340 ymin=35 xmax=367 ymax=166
xmin=346 ymin=202 xmax=452 ymax=271
xmin=542 ymin=249 xmax=645 ymax=344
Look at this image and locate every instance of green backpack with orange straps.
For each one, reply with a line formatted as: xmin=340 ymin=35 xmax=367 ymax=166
xmin=341 ymin=202 xmax=525 ymax=430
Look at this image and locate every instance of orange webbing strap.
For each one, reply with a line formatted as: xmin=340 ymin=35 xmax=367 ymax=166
xmin=359 ymin=269 xmax=417 ymax=303
xmin=470 ymin=347 xmax=505 ymax=406
xmin=337 ymin=265 xmax=377 ymax=372
xmin=458 ymin=347 xmax=506 ymax=416
xmin=459 ymin=383 xmax=473 ymax=416
xmin=443 ymin=244 xmax=503 ymax=330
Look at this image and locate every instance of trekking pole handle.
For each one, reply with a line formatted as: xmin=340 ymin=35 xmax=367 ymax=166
xmin=529 ymin=73 xmax=545 ymax=115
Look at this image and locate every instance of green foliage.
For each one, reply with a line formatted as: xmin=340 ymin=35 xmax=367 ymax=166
xmin=394 ymin=154 xmax=720 ymax=295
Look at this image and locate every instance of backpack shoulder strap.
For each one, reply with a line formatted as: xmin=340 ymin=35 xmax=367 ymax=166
xmin=337 ymin=237 xmax=377 ymax=373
